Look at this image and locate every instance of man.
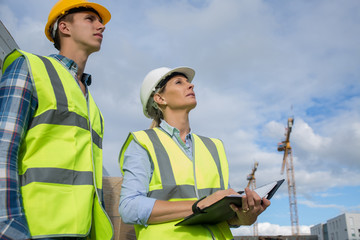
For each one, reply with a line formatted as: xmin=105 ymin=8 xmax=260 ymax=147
xmin=0 ymin=0 xmax=113 ymax=239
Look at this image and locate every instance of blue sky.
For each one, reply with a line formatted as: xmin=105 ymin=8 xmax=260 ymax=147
xmin=1 ymin=0 xmax=359 ymax=236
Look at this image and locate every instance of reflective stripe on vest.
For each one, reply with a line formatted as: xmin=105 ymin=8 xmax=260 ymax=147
xmin=119 ymin=128 xmax=233 ymax=239
xmin=30 ymin=55 xmax=103 ymax=149
xmin=3 ymin=49 xmax=113 ymax=239
xmin=20 ymin=167 xmax=93 ymax=186
xmin=143 ymin=129 xmax=226 ymax=199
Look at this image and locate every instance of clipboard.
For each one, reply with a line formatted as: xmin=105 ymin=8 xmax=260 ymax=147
xmin=175 ymin=179 xmax=284 ymax=226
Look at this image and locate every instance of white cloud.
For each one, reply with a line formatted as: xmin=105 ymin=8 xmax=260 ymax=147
xmin=292 ymin=119 xmax=331 ymax=152
xmin=259 ymin=116 xmax=360 ymax=193
xmin=2 ymin=0 xmax=360 ymax=227
xmin=299 ymin=200 xmax=345 ymax=211
xmin=262 ymin=121 xmax=286 ymax=141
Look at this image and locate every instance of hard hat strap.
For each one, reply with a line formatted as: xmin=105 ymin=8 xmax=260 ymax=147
xmin=52 ymin=19 xmax=59 ymax=39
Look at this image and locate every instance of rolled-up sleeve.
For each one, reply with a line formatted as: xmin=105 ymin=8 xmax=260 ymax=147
xmin=119 ymin=140 xmax=156 ymax=226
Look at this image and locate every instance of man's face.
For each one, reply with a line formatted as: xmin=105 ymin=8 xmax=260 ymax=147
xmin=65 ymin=11 xmax=105 ymax=53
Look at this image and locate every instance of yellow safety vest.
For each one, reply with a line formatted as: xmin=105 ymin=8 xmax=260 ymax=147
xmin=2 ymin=50 xmax=113 ymax=239
xmin=119 ymin=128 xmax=234 ymax=240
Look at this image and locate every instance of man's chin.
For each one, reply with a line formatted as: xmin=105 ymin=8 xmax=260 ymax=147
xmin=89 ymin=45 xmax=101 ymax=54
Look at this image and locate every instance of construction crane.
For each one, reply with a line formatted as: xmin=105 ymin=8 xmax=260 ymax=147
xmin=277 ymin=117 xmax=300 ymax=235
xmin=246 ymin=161 xmax=259 ymax=236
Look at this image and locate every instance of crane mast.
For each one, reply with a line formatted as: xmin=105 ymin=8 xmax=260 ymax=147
xmin=277 ymin=117 xmax=300 ymax=235
xmin=247 ymin=161 xmax=259 ymax=236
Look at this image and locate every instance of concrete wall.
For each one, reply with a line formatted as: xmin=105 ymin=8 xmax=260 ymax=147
xmin=327 ymin=213 xmax=360 ymax=240
xmin=311 ymin=223 xmax=325 ymax=240
xmin=0 ymin=20 xmax=19 ymax=78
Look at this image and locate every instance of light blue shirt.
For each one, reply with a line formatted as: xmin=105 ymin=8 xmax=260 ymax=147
xmin=119 ymin=121 xmax=193 ymax=225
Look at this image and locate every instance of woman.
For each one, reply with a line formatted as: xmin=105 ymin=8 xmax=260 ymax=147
xmin=118 ymin=66 xmax=270 ymax=239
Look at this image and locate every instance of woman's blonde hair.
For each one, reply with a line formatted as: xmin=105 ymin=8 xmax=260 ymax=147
xmin=149 ymin=87 xmax=165 ymax=128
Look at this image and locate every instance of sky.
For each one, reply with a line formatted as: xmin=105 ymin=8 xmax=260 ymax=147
xmin=1 ymin=0 xmax=359 ymax=237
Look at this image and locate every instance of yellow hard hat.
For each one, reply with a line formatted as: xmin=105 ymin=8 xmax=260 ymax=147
xmin=45 ymin=0 xmax=111 ymax=42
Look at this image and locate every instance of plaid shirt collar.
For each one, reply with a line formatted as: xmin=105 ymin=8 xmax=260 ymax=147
xmin=49 ymin=54 xmax=92 ymax=86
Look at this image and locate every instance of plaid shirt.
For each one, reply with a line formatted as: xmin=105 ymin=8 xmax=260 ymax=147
xmin=0 ymin=53 xmax=91 ymax=239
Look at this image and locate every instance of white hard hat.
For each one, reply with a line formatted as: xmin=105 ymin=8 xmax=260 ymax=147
xmin=140 ymin=66 xmax=195 ymax=118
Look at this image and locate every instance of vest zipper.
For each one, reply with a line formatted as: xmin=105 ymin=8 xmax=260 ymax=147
xmin=86 ymin=95 xmax=96 ymax=236
xmin=202 ymin=224 xmax=216 ymax=240
xmin=193 ymin=134 xmax=216 ymax=240
xmin=87 ymin=95 xmax=114 ymax=239
xmin=192 ymin=133 xmax=200 ymax=199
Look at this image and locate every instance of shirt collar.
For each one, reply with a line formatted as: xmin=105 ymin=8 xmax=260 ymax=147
xmin=159 ymin=120 xmax=192 ymax=140
xmin=49 ymin=54 xmax=92 ymax=86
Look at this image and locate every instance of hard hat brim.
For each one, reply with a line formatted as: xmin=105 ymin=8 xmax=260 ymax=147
xmin=157 ymin=67 xmax=195 ymax=86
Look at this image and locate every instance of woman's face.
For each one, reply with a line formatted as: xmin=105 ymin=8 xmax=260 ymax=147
xmin=157 ymin=74 xmax=197 ymax=112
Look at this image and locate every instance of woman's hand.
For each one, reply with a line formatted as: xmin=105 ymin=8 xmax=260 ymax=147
xmin=196 ymin=188 xmax=239 ymax=209
xmin=148 ymin=187 xmax=270 ymax=225
xmin=227 ymin=187 xmax=271 ymax=226
xmin=148 ymin=188 xmax=240 ymax=224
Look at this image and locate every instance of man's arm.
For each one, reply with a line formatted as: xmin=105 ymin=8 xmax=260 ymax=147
xmin=0 ymin=56 xmax=37 ymax=239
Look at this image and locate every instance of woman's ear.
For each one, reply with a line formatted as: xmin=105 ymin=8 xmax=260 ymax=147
xmin=154 ymin=93 xmax=167 ymax=106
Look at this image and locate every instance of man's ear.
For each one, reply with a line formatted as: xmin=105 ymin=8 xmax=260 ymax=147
xmin=154 ymin=93 xmax=167 ymax=106
xmin=58 ymin=21 xmax=71 ymax=36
